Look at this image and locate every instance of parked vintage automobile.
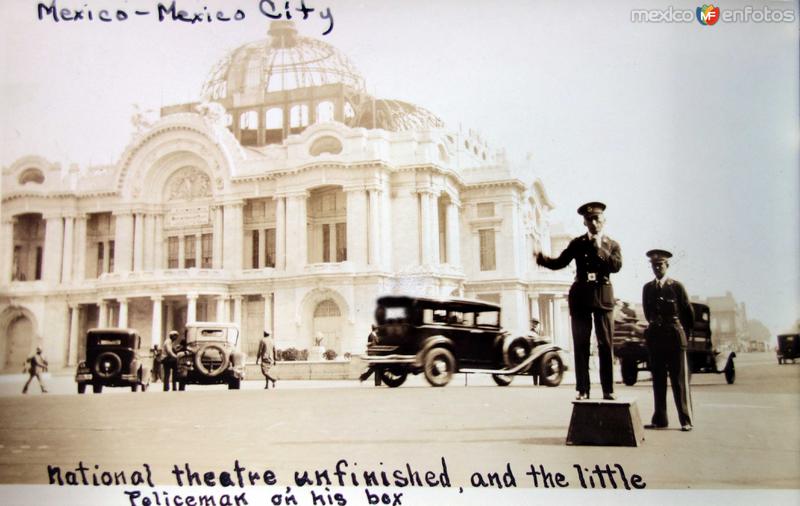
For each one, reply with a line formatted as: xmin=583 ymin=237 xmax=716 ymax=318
xmin=615 ymin=302 xmax=736 ymax=385
xmin=176 ymin=322 xmax=245 ymax=390
xmin=362 ymin=295 xmax=564 ymax=388
xmin=75 ymin=328 xmax=151 ymax=394
xmin=777 ymin=333 xmax=800 ymax=364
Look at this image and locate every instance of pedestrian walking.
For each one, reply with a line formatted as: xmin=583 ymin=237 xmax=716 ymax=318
xmin=536 ymin=201 xmax=622 ymax=400
xmin=22 ymin=346 xmax=48 ymax=394
xmin=256 ymin=331 xmax=278 ymax=389
xmin=642 ymin=249 xmax=695 ymax=432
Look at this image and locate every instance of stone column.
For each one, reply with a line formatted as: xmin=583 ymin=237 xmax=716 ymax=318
xmin=98 ymin=300 xmax=109 ymax=328
xmin=151 ymin=296 xmax=163 ymax=347
xmin=275 ymin=197 xmax=286 ymax=270
xmin=418 ymin=191 xmax=433 ymax=266
xmin=133 ymin=213 xmax=145 ymax=271
xmin=212 ymin=206 xmax=223 ymax=269
xmin=102 ymin=240 xmax=111 ymax=275
xmin=118 ymin=298 xmax=129 ymax=328
xmin=429 ymin=193 xmax=441 ymax=265
xmin=61 ymin=215 xmax=75 ymax=283
xmin=187 ymin=293 xmax=198 ymax=323
xmin=552 ymin=296 xmax=565 ymax=350
xmin=153 ymin=214 xmax=164 ymax=270
xmin=143 ymin=214 xmax=155 ymax=271
xmin=216 ymin=295 xmax=228 ymax=322
xmin=74 ymin=214 xmax=87 ymax=281
xmin=368 ymin=189 xmax=380 ymax=266
xmin=446 ymin=200 xmax=461 ymax=267
xmin=263 ymin=293 xmax=272 ymax=334
xmin=345 ymin=188 xmax=367 ymax=267
xmin=113 ymin=211 xmax=134 ymax=273
xmin=222 ymin=202 xmax=244 ymax=271
xmin=284 ymin=193 xmax=308 ymax=271
xmin=165 ymin=303 xmax=175 ymax=333
xmin=195 ymin=233 xmax=202 ymax=268
xmin=257 ymin=229 xmax=266 ymax=268
xmin=0 ymin=218 xmax=15 ymax=285
xmin=68 ymin=305 xmax=80 ymax=366
xmin=178 ymin=234 xmax=185 ymax=269
xmin=380 ymin=187 xmax=392 ymax=269
xmin=232 ymin=295 xmax=243 ymax=328
xmin=43 ymin=214 xmax=64 ymax=283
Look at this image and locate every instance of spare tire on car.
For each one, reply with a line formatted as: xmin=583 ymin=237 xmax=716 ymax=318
xmin=93 ymin=351 xmax=123 ymax=379
xmin=194 ymin=344 xmax=229 ymax=377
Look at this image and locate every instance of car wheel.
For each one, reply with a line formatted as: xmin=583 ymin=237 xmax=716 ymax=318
xmin=724 ymin=360 xmax=735 ymax=384
xmin=228 ymin=378 xmax=241 ymax=390
xmin=93 ymin=352 xmax=122 ymax=379
xmin=621 ymin=359 xmax=638 ymax=386
xmin=539 ymin=351 xmax=564 ymax=387
xmin=194 ymin=344 xmax=230 ymax=377
xmin=492 ymin=374 xmax=513 ymax=387
xmin=77 ymin=383 xmax=86 ymax=394
xmin=778 ymin=357 xmax=783 ymax=365
xmin=178 ymin=381 xmax=186 ymax=391
xmin=92 ymin=384 xmax=103 ymax=394
xmin=423 ymin=347 xmax=456 ymax=387
xmin=379 ymin=367 xmax=408 ymax=388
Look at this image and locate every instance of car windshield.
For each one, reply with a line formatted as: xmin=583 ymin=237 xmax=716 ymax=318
xmin=376 ymin=306 xmax=408 ymax=325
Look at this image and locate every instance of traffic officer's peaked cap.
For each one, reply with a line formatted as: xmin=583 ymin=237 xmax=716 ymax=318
xmin=263 ymin=331 xmax=271 ymax=337
xmin=577 ymin=201 xmax=606 ymax=216
xmin=646 ymin=249 xmax=673 ymax=262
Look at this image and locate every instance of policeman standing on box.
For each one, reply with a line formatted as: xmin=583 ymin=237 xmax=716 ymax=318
xmin=536 ymin=202 xmax=622 ymax=400
xmin=642 ymin=249 xmax=694 ymax=431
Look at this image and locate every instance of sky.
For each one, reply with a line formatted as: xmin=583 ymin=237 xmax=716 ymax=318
xmin=1 ymin=0 xmax=798 ymax=335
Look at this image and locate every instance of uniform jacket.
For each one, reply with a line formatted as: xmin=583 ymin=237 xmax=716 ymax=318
xmin=642 ymin=278 xmax=694 ymax=349
xmin=26 ymin=352 xmax=48 ymax=373
xmin=537 ymin=233 xmax=623 ymax=311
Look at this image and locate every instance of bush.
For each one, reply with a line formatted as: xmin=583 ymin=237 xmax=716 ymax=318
xmin=343 ymin=352 xmax=352 ymax=360
xmin=299 ymin=349 xmax=309 ymax=361
xmin=280 ymin=348 xmax=299 ymax=361
xmin=323 ymin=349 xmax=338 ymax=361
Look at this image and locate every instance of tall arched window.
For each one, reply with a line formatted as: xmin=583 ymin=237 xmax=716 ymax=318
xmin=316 ymin=101 xmax=334 ymax=123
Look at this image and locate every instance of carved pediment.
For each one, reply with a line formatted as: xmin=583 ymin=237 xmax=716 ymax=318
xmin=165 ymin=167 xmax=211 ymax=201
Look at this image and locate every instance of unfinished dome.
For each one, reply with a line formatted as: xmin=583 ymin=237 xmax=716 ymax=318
xmin=201 ymin=21 xmax=366 ymax=102
xmin=356 ymin=99 xmax=445 ymax=132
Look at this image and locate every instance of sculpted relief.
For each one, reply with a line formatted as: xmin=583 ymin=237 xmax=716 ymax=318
xmin=166 ymin=167 xmax=212 ymax=201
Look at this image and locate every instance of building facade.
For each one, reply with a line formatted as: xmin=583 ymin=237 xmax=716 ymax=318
xmin=0 ymin=21 xmax=572 ymax=371
xmin=694 ymin=291 xmax=749 ymax=351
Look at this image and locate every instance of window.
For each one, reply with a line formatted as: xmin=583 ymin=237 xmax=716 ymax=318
xmin=251 ymin=230 xmax=260 ymax=268
xmin=266 ymin=108 xmax=283 ymax=129
xmin=240 ymin=110 xmax=258 ymax=130
xmin=12 ymin=246 xmax=23 ymax=281
xmin=479 ymin=229 xmax=496 ymax=271
xmin=201 ymin=233 xmax=212 ymax=268
xmin=108 ymin=241 xmax=115 ymax=272
xmin=316 ymin=101 xmax=334 ymax=123
xmin=96 ymin=242 xmax=104 ymax=276
xmin=314 ymin=299 xmax=341 ymax=317
xmin=184 ymin=236 xmax=196 ymax=268
xmin=290 ymin=104 xmax=309 ymax=128
xmin=167 ymin=237 xmax=179 ymax=269
xmin=322 ymin=224 xmax=331 ymax=263
xmin=335 ymin=223 xmax=347 ymax=262
xmin=35 ymin=247 xmax=43 ymax=279
xmin=265 ymin=229 xmax=276 ymax=268
xmin=423 ymin=309 xmax=448 ymax=325
xmin=476 ymin=310 xmax=500 ymax=327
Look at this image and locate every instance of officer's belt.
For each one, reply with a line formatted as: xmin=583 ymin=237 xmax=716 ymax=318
xmin=651 ymin=317 xmax=680 ymax=326
xmin=575 ymin=272 xmax=610 ymax=284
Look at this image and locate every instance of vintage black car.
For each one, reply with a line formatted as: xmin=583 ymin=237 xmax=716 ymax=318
xmin=75 ymin=328 xmax=151 ymax=393
xmin=777 ymin=333 xmax=800 ymax=364
xmin=615 ymin=302 xmax=736 ymax=385
xmin=176 ymin=322 xmax=246 ymax=390
xmin=362 ymin=295 xmax=564 ymax=388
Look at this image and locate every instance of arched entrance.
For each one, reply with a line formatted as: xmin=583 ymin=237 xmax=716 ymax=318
xmin=312 ymin=299 xmax=343 ymax=353
xmin=4 ymin=313 xmax=34 ymax=371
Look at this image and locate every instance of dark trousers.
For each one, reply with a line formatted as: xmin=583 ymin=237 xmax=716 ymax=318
xmin=22 ymin=371 xmax=47 ymax=393
xmin=162 ymin=359 xmax=177 ymax=391
xmin=649 ymin=330 xmax=693 ymax=426
xmin=570 ymin=308 xmax=615 ymax=396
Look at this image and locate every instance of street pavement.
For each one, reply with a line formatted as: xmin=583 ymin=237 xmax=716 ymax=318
xmin=0 ymin=352 xmax=797 ymax=495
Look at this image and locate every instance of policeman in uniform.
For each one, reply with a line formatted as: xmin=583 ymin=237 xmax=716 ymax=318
xmin=642 ymin=249 xmax=694 ymax=431
xmin=536 ymin=202 xmax=622 ymax=400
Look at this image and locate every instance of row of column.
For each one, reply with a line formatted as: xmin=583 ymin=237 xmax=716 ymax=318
xmin=66 ymin=293 xmax=275 ymax=365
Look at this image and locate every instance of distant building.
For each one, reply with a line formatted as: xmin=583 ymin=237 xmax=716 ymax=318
xmin=693 ymin=291 xmax=748 ymax=351
xmin=0 ymin=21 xmax=573 ymax=371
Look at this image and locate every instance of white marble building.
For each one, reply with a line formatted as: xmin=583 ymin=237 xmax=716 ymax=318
xmin=0 ymin=21 xmax=572 ymax=371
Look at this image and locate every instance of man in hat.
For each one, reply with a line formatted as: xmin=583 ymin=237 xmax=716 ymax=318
xmin=536 ymin=202 xmax=622 ymax=400
xmin=162 ymin=330 xmax=180 ymax=392
xmin=642 ymin=249 xmax=695 ymax=431
xmin=22 ymin=346 xmax=48 ymax=394
xmin=256 ymin=331 xmax=278 ymax=389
